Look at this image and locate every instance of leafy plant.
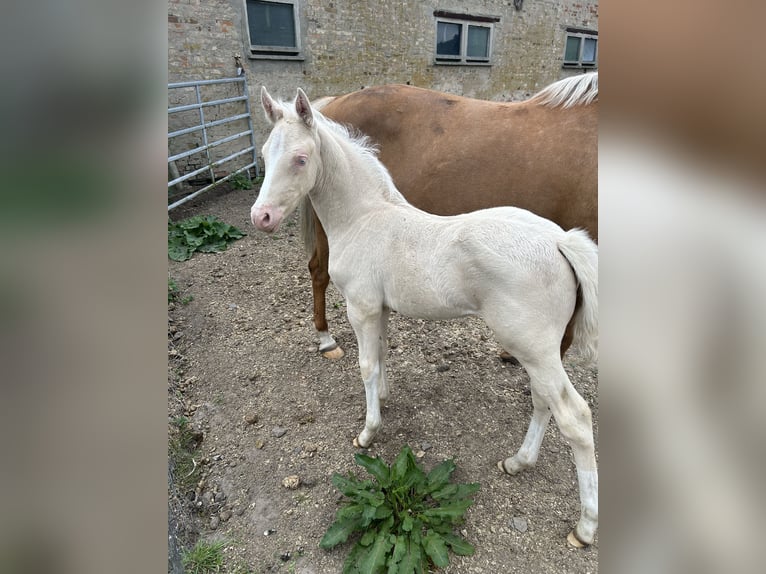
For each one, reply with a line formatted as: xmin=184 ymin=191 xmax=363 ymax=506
xmin=228 ymin=172 xmax=253 ymax=190
xmin=320 ymin=446 xmax=480 ymax=573
xmin=182 ymin=538 xmax=226 ymax=574
xmin=168 ymin=215 xmax=246 ymax=261
xmin=169 ymin=276 xmax=179 ymax=302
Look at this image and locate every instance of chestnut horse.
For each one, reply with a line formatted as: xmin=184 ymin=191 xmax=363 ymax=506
xmin=303 ymin=73 xmax=597 ymax=359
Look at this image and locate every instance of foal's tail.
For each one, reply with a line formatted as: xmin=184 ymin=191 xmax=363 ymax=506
xmin=299 ymin=195 xmax=317 ymax=259
xmin=558 ymin=229 xmax=598 ymax=364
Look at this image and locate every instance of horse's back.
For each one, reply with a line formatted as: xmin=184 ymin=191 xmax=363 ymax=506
xmin=321 ymin=84 xmax=597 ymax=240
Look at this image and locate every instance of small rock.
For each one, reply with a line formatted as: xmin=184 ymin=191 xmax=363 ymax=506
xmin=282 ymin=475 xmax=301 ymax=489
xmin=280 ymin=552 xmax=291 ymax=562
xmin=210 ymin=515 xmax=220 ymax=530
xmin=272 ymin=427 xmax=287 ymax=438
xmin=220 ymin=510 xmax=232 ymax=522
xmin=264 ymin=529 xmax=276 ymax=536
xmin=202 ymin=491 xmax=214 ymax=506
xmin=255 ymin=439 xmax=265 ymax=449
xmin=510 ymin=516 xmax=528 ymax=533
xmin=244 ymin=413 xmax=259 ymax=425
xmin=421 ymin=442 xmax=432 ymax=451
xmin=415 ymin=450 xmax=426 ymax=459
xmin=436 ymin=363 xmax=450 ymax=372
xmin=247 ymin=373 xmax=258 ymax=381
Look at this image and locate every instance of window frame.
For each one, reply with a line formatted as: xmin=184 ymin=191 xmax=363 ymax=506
xmin=244 ymin=0 xmax=303 ymax=60
xmin=563 ymin=28 xmax=598 ymax=69
xmin=434 ymin=14 xmax=496 ymax=66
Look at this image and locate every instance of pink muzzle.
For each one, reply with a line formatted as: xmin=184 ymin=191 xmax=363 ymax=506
xmin=251 ymin=205 xmax=284 ymax=233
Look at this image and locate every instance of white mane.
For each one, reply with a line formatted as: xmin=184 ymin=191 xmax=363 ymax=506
xmin=529 ymin=73 xmax=598 ymax=108
xmin=311 ymin=108 xmax=409 ymax=206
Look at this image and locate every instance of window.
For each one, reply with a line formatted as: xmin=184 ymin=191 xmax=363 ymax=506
xmin=244 ymin=0 xmax=302 ymax=59
xmin=434 ymin=11 xmax=498 ymax=65
xmin=563 ymin=29 xmax=598 ymax=68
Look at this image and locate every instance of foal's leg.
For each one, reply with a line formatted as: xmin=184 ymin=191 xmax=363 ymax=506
xmin=377 ymin=308 xmax=391 ymax=406
xmin=521 ymin=358 xmax=598 ymax=547
xmin=498 ymin=389 xmax=552 ymax=474
xmin=346 ymin=303 xmax=384 ymax=448
xmin=307 ymin=214 xmax=344 ymax=359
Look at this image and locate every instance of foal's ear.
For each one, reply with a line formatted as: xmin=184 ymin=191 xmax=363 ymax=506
xmin=261 ymin=86 xmax=283 ymax=124
xmin=295 ymin=88 xmax=314 ymax=128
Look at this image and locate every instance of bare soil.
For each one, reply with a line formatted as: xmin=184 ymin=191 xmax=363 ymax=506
xmin=168 ymin=184 xmax=598 ymax=573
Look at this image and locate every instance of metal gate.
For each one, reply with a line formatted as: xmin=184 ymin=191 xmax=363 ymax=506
xmin=167 ymin=76 xmax=259 ymax=211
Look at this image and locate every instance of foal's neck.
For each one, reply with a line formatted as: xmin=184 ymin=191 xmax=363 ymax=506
xmin=311 ymin=125 xmax=410 ymax=235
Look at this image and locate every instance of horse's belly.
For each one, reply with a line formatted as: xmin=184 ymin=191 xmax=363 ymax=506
xmin=384 ymin=281 xmax=479 ymax=320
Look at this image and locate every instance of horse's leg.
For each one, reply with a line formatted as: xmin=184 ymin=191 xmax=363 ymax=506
xmin=517 ymin=357 xmax=598 ymax=547
xmin=346 ymin=302 xmax=384 ymax=448
xmin=377 ymin=308 xmax=391 ymax=406
xmin=498 ymin=389 xmax=552 ymax=474
xmin=308 ymin=214 xmax=344 ymax=359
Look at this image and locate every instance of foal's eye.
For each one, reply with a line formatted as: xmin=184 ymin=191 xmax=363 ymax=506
xmin=295 ymin=156 xmax=307 ymax=166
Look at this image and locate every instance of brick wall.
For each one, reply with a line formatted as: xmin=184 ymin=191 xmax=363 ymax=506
xmin=168 ymin=0 xmax=598 ymax=170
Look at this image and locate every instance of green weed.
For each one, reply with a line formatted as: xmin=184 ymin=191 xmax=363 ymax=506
xmin=321 ymin=446 xmax=479 ymax=573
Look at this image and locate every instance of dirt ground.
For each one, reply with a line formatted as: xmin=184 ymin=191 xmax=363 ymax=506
xmin=168 ymin=184 xmax=598 ymax=573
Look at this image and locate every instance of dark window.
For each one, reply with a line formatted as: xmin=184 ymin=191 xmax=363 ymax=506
xmin=564 ymin=29 xmax=598 ymax=68
xmin=435 ymin=17 xmax=494 ymax=65
xmin=245 ymin=0 xmax=301 ymax=59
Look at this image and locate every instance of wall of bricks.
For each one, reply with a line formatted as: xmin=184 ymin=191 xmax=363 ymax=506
xmin=168 ymin=0 xmax=598 ymax=172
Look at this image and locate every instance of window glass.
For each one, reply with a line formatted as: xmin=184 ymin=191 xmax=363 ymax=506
xmin=247 ymin=1 xmax=296 ymax=48
xmin=564 ymin=36 xmax=581 ymax=62
xmin=467 ymin=26 xmax=489 ymax=59
xmin=436 ymin=22 xmax=461 ymax=56
xmin=582 ymin=37 xmax=597 ymax=63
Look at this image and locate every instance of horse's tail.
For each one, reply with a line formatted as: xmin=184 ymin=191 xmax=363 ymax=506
xmin=557 ymin=229 xmax=598 ymax=364
xmin=299 ymin=195 xmax=317 ymax=259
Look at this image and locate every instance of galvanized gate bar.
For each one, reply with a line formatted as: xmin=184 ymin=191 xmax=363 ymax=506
xmin=168 ymin=75 xmax=259 ymax=211
xmin=168 ymin=129 xmax=252 ymax=163
xmin=168 ymin=113 xmax=251 ymax=139
xmin=168 ymin=94 xmax=248 ymax=114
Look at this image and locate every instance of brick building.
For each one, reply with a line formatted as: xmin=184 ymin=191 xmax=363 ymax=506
xmin=168 ymin=0 xmax=598 ymax=171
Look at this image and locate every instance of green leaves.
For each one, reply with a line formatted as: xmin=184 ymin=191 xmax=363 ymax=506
xmin=168 ymin=215 xmax=246 ymax=261
xmin=321 ymin=446 xmax=480 ymax=573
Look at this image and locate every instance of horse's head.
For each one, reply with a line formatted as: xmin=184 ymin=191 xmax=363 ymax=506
xmin=251 ymin=87 xmax=320 ymax=233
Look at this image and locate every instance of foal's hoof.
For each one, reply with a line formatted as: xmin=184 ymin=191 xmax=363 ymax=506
xmin=352 ymin=437 xmax=367 ymax=449
xmin=499 ymin=351 xmax=520 ymax=365
xmin=567 ymin=531 xmax=588 ymax=549
xmin=321 ymin=345 xmax=345 ymax=360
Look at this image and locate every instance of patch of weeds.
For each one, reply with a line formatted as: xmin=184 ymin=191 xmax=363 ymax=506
xmin=321 ymin=445 xmax=480 ymax=573
xmin=169 ymin=276 xmax=179 ymax=303
xmin=182 ymin=538 xmax=226 ymax=574
xmin=169 ymin=276 xmax=194 ymax=305
xmin=169 ymin=215 xmax=246 ymax=262
xmin=229 ymin=172 xmax=253 ymax=190
xmin=169 ymin=416 xmax=203 ymax=493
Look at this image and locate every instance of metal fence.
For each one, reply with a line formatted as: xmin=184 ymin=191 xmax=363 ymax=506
xmin=167 ymin=76 xmax=259 ymax=211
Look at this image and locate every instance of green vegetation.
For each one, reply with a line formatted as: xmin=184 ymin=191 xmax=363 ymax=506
xmin=168 ymin=215 xmax=246 ymax=261
xmin=182 ymin=538 xmax=227 ymax=574
xmin=320 ymin=446 xmax=479 ymax=573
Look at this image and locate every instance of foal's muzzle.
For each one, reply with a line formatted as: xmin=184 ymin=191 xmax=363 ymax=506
xmin=251 ymin=205 xmax=283 ymax=233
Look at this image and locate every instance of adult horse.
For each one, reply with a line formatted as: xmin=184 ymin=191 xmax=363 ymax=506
xmin=305 ymin=74 xmax=598 ymax=359
xmin=251 ymin=87 xmax=599 ymax=547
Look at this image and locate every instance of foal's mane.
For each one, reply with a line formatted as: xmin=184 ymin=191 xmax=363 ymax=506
xmin=528 ymin=72 xmax=598 ymax=108
xmin=311 ymin=107 xmax=409 ymax=205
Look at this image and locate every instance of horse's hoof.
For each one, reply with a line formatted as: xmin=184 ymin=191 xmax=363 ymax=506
xmin=499 ymin=351 xmax=520 ymax=365
xmin=353 ymin=437 xmax=366 ymax=448
xmin=322 ymin=346 xmax=345 ymax=360
xmin=566 ymin=530 xmax=588 ymax=548
xmin=497 ymin=459 xmax=520 ymax=475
